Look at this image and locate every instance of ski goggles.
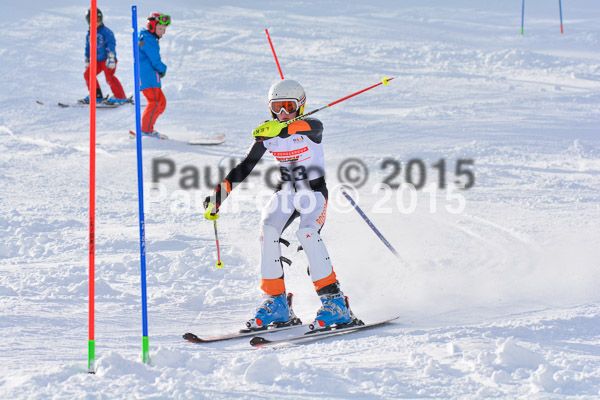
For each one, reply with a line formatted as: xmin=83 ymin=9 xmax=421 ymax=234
xmin=149 ymin=14 xmax=171 ymax=25
xmin=269 ymin=99 xmax=299 ymax=115
xmin=86 ymin=14 xmax=102 ymax=24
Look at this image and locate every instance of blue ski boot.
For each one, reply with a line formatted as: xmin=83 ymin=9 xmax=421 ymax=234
xmin=309 ymin=292 xmax=355 ymax=330
xmin=246 ymin=292 xmax=301 ymax=330
xmin=79 ymin=95 xmax=105 ymax=104
xmin=107 ymin=96 xmax=128 ymax=105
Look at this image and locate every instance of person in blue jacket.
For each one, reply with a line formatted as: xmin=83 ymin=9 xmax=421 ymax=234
xmin=139 ymin=12 xmax=170 ymax=136
xmin=84 ymin=8 xmax=127 ymax=104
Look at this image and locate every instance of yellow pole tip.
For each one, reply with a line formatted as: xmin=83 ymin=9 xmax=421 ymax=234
xmin=382 ymin=77 xmax=390 ymax=86
xmin=216 ymin=261 xmax=224 ymax=269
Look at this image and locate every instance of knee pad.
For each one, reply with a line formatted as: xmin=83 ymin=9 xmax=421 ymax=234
xmin=260 ymin=224 xmax=283 ymax=279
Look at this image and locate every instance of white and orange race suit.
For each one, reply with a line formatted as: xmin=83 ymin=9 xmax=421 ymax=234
xmin=209 ymin=118 xmax=338 ymax=296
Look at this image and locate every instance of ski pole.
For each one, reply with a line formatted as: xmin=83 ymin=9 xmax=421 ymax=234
xmin=284 ymin=77 xmax=393 ymax=126
xmin=213 ymin=219 xmax=224 ymax=269
xmin=341 ymin=188 xmax=400 ymax=258
xmin=265 ymin=29 xmax=284 ymax=79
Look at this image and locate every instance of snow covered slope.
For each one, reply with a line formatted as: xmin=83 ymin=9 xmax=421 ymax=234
xmin=1 ymin=0 xmax=599 ymax=398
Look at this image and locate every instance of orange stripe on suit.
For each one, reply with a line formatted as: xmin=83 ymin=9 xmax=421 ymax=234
xmin=288 ymin=120 xmax=311 ymax=135
xmin=312 ymin=271 xmax=338 ymax=291
xmin=261 ymin=278 xmax=285 ymax=296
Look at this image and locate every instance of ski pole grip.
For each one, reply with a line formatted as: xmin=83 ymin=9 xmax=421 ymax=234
xmin=204 ymin=203 xmax=220 ymax=220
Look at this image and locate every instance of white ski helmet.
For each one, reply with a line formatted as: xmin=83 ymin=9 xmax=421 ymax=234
xmin=268 ymin=79 xmax=306 ymax=119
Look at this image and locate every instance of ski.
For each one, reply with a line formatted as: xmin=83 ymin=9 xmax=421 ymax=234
xmin=189 ymin=134 xmax=226 ymax=146
xmin=183 ymin=323 xmax=305 ymax=344
xmin=58 ymin=96 xmax=134 ymax=108
xmin=129 ymin=130 xmax=226 ymax=145
xmin=58 ymin=101 xmax=119 ymax=109
xmin=250 ymin=316 xmax=399 ymax=347
xmin=185 ymin=292 xmax=303 ymax=343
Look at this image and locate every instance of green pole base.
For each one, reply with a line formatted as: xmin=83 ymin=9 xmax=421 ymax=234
xmin=142 ymin=336 xmax=150 ymax=364
xmin=88 ymin=339 xmax=96 ymax=373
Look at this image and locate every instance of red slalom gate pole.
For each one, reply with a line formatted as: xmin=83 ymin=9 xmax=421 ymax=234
xmin=88 ymin=0 xmax=97 ymax=375
xmin=265 ymin=29 xmax=284 ymax=79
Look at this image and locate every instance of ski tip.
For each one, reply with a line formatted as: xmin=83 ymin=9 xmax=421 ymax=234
xmin=384 ymin=316 xmax=400 ymax=324
xmin=249 ymin=336 xmax=271 ymax=347
xmin=183 ymin=332 xmax=204 ymax=342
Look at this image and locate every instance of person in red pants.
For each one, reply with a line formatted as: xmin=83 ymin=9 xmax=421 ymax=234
xmin=139 ymin=13 xmax=171 ymax=136
xmin=83 ymin=8 xmax=127 ymax=104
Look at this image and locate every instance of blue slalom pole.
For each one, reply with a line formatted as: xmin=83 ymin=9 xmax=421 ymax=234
xmin=131 ymin=5 xmax=150 ymax=364
xmin=340 ymin=188 xmax=400 ymax=258
xmin=521 ymin=0 xmax=525 ymax=35
xmin=558 ymin=0 xmax=564 ymax=34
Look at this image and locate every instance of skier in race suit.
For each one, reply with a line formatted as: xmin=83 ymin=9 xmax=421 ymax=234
xmin=204 ymin=79 xmax=358 ymax=330
xmin=83 ymin=8 xmax=127 ymax=104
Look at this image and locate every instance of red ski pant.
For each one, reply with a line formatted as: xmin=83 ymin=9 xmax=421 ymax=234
xmin=84 ymin=60 xmax=126 ymax=99
xmin=141 ymin=87 xmax=167 ymax=133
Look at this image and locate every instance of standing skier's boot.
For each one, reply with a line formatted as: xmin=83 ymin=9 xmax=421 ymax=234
xmin=81 ymin=88 xmax=105 ymax=104
xmin=107 ymin=96 xmax=128 ymax=104
xmin=246 ymin=292 xmax=301 ymax=330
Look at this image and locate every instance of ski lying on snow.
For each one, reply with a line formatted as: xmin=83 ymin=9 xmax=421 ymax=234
xmin=129 ymin=130 xmax=226 ymax=145
xmin=129 ymin=130 xmax=168 ymax=140
xmin=189 ymin=134 xmax=226 ymax=145
xmin=250 ymin=317 xmax=399 ymax=347
xmin=58 ymin=101 xmax=119 ymax=109
xmin=183 ymin=323 xmax=306 ymax=344
xmin=57 ymin=96 xmax=134 ymax=108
